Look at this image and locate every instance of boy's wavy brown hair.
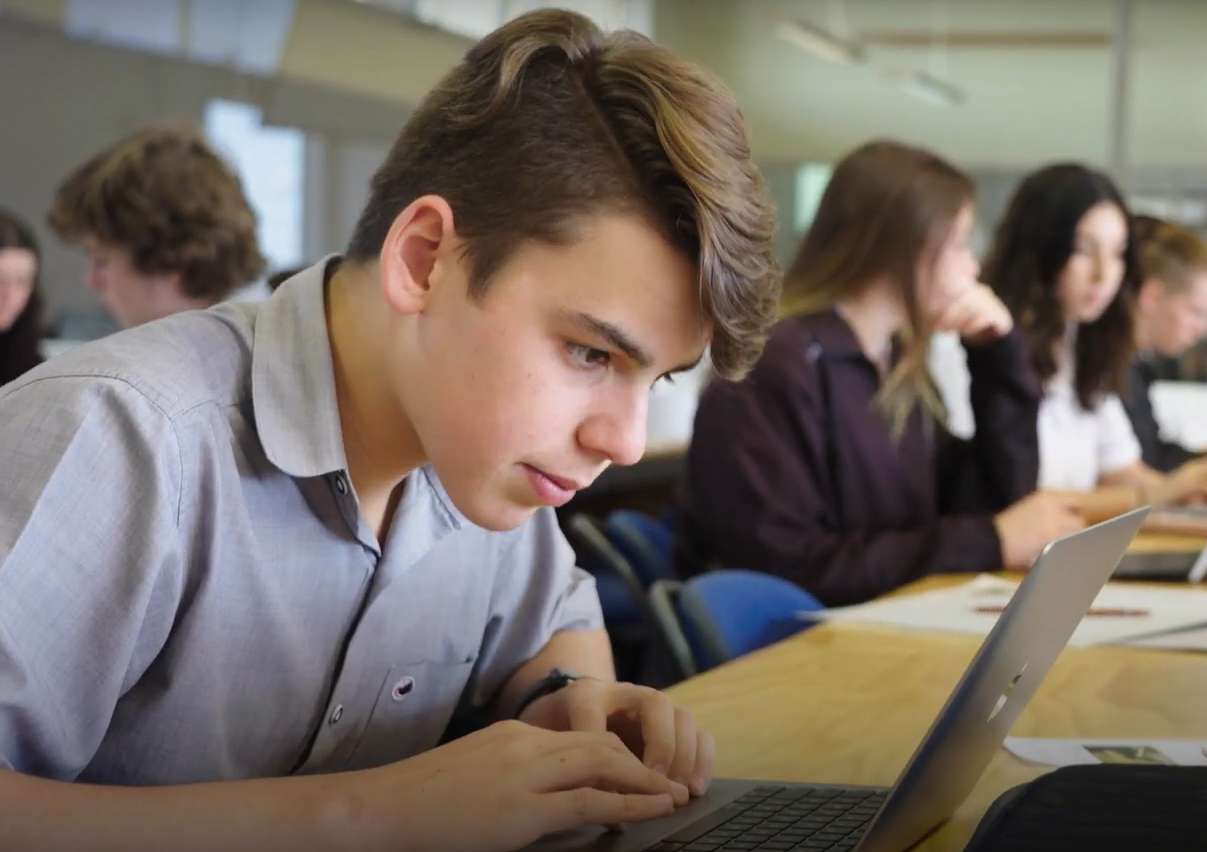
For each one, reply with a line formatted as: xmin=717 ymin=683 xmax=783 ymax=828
xmin=346 ymin=9 xmax=778 ymax=378
xmin=48 ymin=124 xmax=265 ymax=302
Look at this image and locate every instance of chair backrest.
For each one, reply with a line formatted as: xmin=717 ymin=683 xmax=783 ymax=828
xmin=677 ymin=570 xmax=825 ymax=671
xmin=605 ymin=510 xmax=678 ymax=588
xmin=563 ymin=514 xmax=647 ymax=625
xmin=647 ymin=580 xmax=697 ymax=681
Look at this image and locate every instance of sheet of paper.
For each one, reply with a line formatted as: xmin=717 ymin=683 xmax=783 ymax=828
xmin=1005 ymin=737 xmax=1207 ymax=768
xmin=797 ymin=574 xmax=1207 ymax=646
xmin=1122 ymin=624 xmax=1207 ymax=651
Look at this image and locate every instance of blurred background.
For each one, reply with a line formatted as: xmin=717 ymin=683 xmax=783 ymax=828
xmin=3 ymin=0 xmax=1205 ymax=439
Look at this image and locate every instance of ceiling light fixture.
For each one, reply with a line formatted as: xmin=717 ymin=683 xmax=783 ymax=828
xmin=896 ymin=70 xmax=965 ymax=106
xmin=775 ymin=18 xmax=865 ymax=65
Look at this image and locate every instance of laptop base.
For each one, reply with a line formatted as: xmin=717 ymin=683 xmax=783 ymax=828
xmin=523 ymin=778 xmax=888 ymax=852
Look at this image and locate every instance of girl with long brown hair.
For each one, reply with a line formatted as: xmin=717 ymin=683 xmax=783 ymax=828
xmin=684 ymin=140 xmax=1082 ymax=605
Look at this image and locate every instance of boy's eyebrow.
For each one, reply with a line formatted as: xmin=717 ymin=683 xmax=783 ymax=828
xmin=563 ymin=310 xmax=654 ymax=369
xmin=561 ymin=309 xmax=704 ymax=374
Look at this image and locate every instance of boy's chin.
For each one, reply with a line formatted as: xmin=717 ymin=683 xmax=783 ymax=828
xmin=456 ymin=495 xmax=540 ymax=532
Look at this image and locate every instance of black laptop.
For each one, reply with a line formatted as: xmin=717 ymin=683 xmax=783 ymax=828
xmin=1112 ymin=545 xmax=1207 ymax=582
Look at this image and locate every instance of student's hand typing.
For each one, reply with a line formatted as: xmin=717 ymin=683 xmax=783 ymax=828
xmin=518 ymin=678 xmax=715 ymax=798
xmin=1148 ymin=458 xmax=1207 ymax=506
xmin=934 ymin=282 xmax=1014 ymax=345
xmin=355 ymin=719 xmax=686 ymax=852
xmin=994 ymin=491 xmax=1086 ymax=568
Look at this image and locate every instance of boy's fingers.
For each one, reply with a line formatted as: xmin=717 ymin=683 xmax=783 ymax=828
xmin=635 ymin=691 xmax=677 ymax=775
xmin=667 ymin=706 xmax=699 ymax=788
xmin=542 ymin=789 xmax=675 ymax=835
xmin=692 ymin=729 xmax=716 ymax=796
xmin=537 ymin=736 xmax=685 ymax=799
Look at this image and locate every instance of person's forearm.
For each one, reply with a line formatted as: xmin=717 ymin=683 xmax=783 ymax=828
xmin=496 ymin=628 xmax=616 ymax=719
xmin=1097 ymin=462 xmax=1167 ymax=516
xmin=0 ymin=767 xmax=388 ymax=852
xmin=1058 ymin=486 xmax=1142 ymax=522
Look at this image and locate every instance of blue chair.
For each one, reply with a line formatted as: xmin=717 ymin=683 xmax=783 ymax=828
xmin=650 ymin=570 xmax=826 ymax=677
xmin=563 ymin=514 xmax=646 ymax=626
xmin=605 ymin=510 xmax=679 ymax=588
xmin=563 ymin=514 xmax=654 ymax=681
xmin=647 ymin=580 xmax=699 ymax=681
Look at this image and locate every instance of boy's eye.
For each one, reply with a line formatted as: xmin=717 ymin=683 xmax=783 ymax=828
xmin=567 ymin=342 xmax=611 ymax=369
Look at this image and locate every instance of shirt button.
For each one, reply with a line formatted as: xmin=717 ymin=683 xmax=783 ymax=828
xmin=329 ymin=703 xmax=344 ymax=724
xmin=391 ymin=676 xmax=416 ymax=702
xmin=334 ymin=474 xmax=348 ymax=495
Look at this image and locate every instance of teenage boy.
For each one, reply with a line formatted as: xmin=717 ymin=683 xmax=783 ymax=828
xmin=48 ymin=123 xmax=266 ymax=328
xmin=0 ymin=9 xmax=778 ymax=851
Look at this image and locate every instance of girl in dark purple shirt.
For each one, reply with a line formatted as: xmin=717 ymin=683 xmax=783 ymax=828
xmin=684 ymin=141 xmax=1085 ymax=605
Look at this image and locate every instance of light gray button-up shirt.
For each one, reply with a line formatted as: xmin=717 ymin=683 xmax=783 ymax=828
xmin=0 ymin=257 xmax=602 ymax=784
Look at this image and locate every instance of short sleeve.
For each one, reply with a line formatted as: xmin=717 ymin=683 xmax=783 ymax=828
xmin=0 ymin=376 xmax=184 ymax=779
xmin=1095 ymin=393 xmax=1143 ymax=476
xmin=461 ymin=508 xmax=602 ymax=708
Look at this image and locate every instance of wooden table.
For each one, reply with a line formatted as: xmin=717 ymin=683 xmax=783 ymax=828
xmin=666 ymin=563 xmax=1207 ymax=850
xmin=1130 ymin=530 xmax=1207 ymax=553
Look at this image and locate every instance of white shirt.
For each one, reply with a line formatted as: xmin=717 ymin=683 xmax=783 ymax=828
xmin=1038 ymin=328 xmax=1141 ymax=491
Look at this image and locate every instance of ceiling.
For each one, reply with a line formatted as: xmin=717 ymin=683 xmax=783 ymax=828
xmin=6 ymin=0 xmax=1205 ymax=172
xmin=653 ymin=0 xmax=1207 ymax=171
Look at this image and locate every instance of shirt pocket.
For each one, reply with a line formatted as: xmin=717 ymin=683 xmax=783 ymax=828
xmin=342 ymin=656 xmax=477 ymax=771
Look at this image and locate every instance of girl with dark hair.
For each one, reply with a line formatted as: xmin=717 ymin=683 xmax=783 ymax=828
xmin=0 ymin=209 xmax=43 ymax=387
xmin=684 ymin=141 xmax=1083 ymax=606
xmin=983 ymin=164 xmax=1207 ymax=519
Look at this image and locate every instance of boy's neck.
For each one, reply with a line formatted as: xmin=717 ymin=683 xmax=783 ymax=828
xmin=325 ymin=260 xmax=426 ymax=541
xmin=1133 ymin=312 xmax=1154 ymax=354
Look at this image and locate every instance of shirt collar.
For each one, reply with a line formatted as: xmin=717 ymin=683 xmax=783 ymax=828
xmin=251 ymin=255 xmax=349 ymax=479
xmin=385 ymin=467 xmax=468 ymax=562
xmin=250 ymin=256 xmax=470 ymax=543
xmin=794 ymin=309 xmax=875 ymax=360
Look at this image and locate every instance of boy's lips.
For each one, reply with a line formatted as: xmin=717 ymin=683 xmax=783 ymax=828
xmin=522 ymin=464 xmax=588 ymax=506
xmin=533 ymin=465 xmax=588 ymax=490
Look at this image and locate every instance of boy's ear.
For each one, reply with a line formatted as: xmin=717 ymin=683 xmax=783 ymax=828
xmin=1137 ymin=277 xmax=1163 ymax=312
xmin=378 ymin=195 xmax=457 ymax=315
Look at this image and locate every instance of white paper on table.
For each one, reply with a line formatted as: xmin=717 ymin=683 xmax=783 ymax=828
xmin=797 ymin=574 xmax=1207 ymax=647
xmin=1005 ymin=737 xmax=1207 ymax=768
xmin=1123 ymin=624 xmax=1207 ymax=651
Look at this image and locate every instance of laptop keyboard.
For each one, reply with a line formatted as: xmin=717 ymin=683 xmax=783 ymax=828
xmin=644 ymin=785 xmax=888 ymax=852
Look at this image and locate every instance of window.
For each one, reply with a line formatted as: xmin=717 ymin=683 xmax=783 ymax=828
xmin=204 ymin=99 xmax=305 ymax=274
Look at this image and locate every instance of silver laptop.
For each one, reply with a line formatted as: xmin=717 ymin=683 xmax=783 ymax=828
xmin=524 ymin=507 xmax=1149 ymax=852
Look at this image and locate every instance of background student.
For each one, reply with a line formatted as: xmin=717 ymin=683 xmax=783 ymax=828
xmin=683 ymin=140 xmax=1082 ymax=607
xmin=983 ymin=163 xmax=1207 ymax=520
xmin=0 ymin=208 xmax=44 ymax=387
xmin=47 ymin=123 xmax=266 ymax=328
xmin=1122 ymin=214 xmax=1207 ymax=471
xmin=0 ymin=10 xmax=780 ymax=850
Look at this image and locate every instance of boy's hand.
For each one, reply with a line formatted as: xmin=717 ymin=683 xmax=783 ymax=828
xmin=361 ymin=719 xmax=686 ymax=852
xmin=518 ymin=679 xmax=715 ymax=797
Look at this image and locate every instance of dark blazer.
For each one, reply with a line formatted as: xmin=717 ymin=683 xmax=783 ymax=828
xmin=1121 ymin=356 xmax=1196 ymax=473
xmin=682 ymin=310 xmax=1042 ymax=606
